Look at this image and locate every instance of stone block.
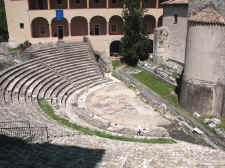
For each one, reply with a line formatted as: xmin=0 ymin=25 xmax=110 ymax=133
xmin=208 ymin=123 xmax=216 ymax=128
xmin=214 ymin=128 xmax=225 ymax=138
xmin=192 ymin=127 xmax=204 ymax=135
xmin=193 ymin=112 xmax=201 ymax=119
xmin=210 ymin=118 xmax=221 ymax=125
xmin=203 ymin=118 xmax=211 ymax=124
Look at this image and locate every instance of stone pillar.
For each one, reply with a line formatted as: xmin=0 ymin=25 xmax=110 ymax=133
xmin=153 ymin=27 xmax=169 ymax=64
xmin=140 ymin=0 xmax=143 ymax=8
xmin=49 ymin=23 xmax=52 ymax=37
xmin=87 ymin=0 xmax=89 ymax=8
xmin=155 ymin=20 xmax=158 ymax=28
xmin=156 ymin=0 xmax=159 ymax=8
xmin=179 ymin=0 xmax=225 ymax=118
xmin=180 ymin=21 xmax=225 ymax=117
xmin=68 ymin=23 xmax=71 ymax=37
xmin=48 ymin=0 xmax=50 ymax=9
xmin=67 ymin=0 xmax=70 ymax=9
xmin=88 ymin=22 xmax=90 ymax=35
xmin=106 ymin=22 xmax=109 ymax=35
xmin=106 ymin=0 xmax=109 ymax=8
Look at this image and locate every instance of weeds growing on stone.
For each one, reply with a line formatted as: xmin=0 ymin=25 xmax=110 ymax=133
xmin=112 ymin=60 xmax=122 ymax=70
xmin=38 ymin=99 xmax=176 ymax=144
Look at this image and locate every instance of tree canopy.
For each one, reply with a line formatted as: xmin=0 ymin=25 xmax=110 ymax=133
xmin=120 ymin=0 xmax=150 ymax=66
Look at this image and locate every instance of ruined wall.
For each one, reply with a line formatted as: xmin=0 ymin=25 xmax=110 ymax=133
xmin=163 ymin=5 xmax=188 ymax=63
xmin=153 ymin=26 xmax=169 ymax=65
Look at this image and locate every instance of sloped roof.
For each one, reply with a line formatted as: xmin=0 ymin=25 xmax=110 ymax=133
xmin=190 ymin=7 xmax=225 ymax=24
xmin=161 ymin=0 xmax=188 ymax=5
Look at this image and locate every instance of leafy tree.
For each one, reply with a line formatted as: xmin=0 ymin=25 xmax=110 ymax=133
xmin=121 ymin=0 xmax=150 ymax=66
xmin=0 ymin=0 xmax=9 ymax=42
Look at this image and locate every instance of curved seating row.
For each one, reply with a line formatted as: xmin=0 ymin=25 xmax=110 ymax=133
xmin=0 ymin=42 xmax=104 ymax=106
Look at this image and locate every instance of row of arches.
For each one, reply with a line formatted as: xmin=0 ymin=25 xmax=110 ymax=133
xmin=32 ymin=15 xmax=162 ymax=38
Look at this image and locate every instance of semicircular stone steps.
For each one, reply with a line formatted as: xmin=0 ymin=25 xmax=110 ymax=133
xmin=0 ymin=42 xmax=104 ymax=106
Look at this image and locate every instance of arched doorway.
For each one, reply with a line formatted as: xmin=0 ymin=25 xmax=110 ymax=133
xmin=90 ymin=16 xmax=107 ymax=35
xmin=144 ymin=15 xmax=156 ymax=34
xmin=110 ymin=40 xmax=121 ymax=56
xmin=71 ymin=16 xmax=88 ymax=36
xmin=51 ymin=18 xmax=69 ymax=39
xmin=109 ymin=15 xmax=123 ymax=35
xmin=31 ymin=17 xmax=49 ymax=38
xmin=158 ymin=16 xmax=163 ymax=27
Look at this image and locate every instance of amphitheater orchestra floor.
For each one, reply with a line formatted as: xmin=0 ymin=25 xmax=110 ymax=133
xmin=86 ymin=82 xmax=171 ymax=130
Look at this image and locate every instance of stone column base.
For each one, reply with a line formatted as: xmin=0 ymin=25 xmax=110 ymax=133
xmin=179 ymin=80 xmax=224 ymax=118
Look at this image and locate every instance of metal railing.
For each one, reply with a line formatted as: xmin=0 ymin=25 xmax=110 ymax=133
xmin=0 ymin=121 xmax=48 ymax=143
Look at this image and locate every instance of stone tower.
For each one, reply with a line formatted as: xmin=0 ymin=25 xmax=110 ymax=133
xmin=180 ymin=0 xmax=225 ymax=117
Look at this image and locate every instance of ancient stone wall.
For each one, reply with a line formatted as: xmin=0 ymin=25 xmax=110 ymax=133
xmin=153 ymin=26 xmax=169 ymax=65
xmin=180 ymin=0 xmax=225 ymax=117
xmin=153 ymin=4 xmax=188 ymax=74
xmin=163 ymin=5 xmax=188 ymax=63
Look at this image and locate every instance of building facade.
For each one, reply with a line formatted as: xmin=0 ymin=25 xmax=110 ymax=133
xmin=4 ymin=0 xmax=165 ymax=56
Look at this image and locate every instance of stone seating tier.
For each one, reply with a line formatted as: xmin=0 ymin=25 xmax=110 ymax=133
xmin=0 ymin=42 xmax=103 ymax=106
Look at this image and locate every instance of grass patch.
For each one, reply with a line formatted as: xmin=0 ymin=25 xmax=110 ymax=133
xmin=38 ymin=99 xmax=176 ymax=144
xmin=112 ymin=59 xmax=122 ymax=70
xmin=132 ymin=71 xmax=178 ymax=105
xmin=8 ymin=47 xmax=19 ymax=52
xmin=132 ymin=70 xmax=225 ymax=135
xmin=196 ymin=116 xmax=225 ymax=132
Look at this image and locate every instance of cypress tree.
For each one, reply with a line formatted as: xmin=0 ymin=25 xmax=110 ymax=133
xmin=121 ymin=0 xmax=149 ymax=66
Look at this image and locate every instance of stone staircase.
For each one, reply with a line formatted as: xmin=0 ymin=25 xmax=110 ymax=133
xmin=0 ymin=42 xmax=105 ymax=106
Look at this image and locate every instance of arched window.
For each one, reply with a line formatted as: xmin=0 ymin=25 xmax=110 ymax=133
xmin=51 ymin=18 xmax=69 ymax=38
xmin=31 ymin=17 xmax=49 ymax=38
xmin=143 ymin=15 xmax=156 ymax=34
xmin=90 ymin=16 xmax=107 ymax=35
xmin=110 ymin=41 xmax=121 ymax=56
xmin=109 ymin=15 xmax=123 ymax=35
xmin=71 ymin=16 xmax=88 ymax=36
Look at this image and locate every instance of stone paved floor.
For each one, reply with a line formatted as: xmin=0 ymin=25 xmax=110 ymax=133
xmin=86 ymin=83 xmax=170 ymax=130
xmin=50 ymin=135 xmax=225 ymax=168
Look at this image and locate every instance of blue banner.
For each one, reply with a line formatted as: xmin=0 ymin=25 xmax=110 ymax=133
xmin=56 ymin=10 xmax=64 ymax=20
